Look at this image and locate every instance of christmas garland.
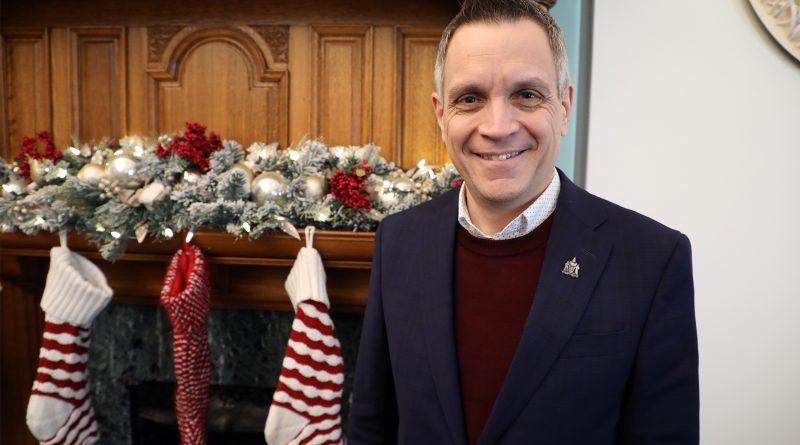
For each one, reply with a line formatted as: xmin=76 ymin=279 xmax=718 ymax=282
xmin=0 ymin=122 xmax=461 ymax=261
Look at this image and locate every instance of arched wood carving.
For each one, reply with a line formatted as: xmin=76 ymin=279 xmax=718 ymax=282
xmin=146 ymin=26 xmax=289 ymax=146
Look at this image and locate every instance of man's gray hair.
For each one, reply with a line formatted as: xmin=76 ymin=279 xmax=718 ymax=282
xmin=434 ymin=0 xmax=571 ymax=99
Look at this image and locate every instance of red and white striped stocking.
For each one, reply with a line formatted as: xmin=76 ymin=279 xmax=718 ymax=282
xmin=26 ymin=246 xmax=113 ymax=445
xmin=265 ymin=227 xmax=344 ymax=445
xmin=160 ymin=243 xmax=212 ymax=445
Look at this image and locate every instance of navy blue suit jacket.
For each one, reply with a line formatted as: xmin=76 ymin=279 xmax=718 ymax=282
xmin=348 ymin=170 xmax=699 ymax=444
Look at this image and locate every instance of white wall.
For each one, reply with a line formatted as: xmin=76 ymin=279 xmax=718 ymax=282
xmin=587 ymin=1 xmax=800 ymax=444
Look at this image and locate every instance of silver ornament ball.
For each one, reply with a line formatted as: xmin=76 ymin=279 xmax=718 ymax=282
xmin=304 ymin=175 xmax=327 ymax=200
xmin=77 ymin=163 xmax=106 ymax=183
xmin=1 ymin=178 xmax=27 ymax=198
xmin=183 ymin=167 xmax=203 ymax=184
xmin=106 ymin=153 xmax=138 ymax=179
xmin=392 ymin=177 xmax=416 ymax=193
xmin=228 ymin=162 xmax=254 ymax=184
xmin=252 ymin=171 xmax=289 ymax=204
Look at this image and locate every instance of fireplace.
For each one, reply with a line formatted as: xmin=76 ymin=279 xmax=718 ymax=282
xmin=128 ymin=382 xmax=273 ymax=444
xmin=88 ymin=304 xmax=361 ymax=445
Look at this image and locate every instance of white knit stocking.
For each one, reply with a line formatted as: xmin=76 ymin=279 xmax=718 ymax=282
xmin=26 ymin=247 xmax=113 ymax=445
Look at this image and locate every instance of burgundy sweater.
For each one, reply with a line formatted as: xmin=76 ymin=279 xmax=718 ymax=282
xmin=454 ymin=215 xmax=553 ymax=444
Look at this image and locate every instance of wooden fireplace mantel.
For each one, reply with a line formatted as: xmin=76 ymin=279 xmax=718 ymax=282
xmin=0 ymin=229 xmax=375 ymax=313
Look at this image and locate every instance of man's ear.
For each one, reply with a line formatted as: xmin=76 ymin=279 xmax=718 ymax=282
xmin=560 ymin=84 xmax=574 ymax=137
xmin=432 ymin=92 xmax=446 ymax=141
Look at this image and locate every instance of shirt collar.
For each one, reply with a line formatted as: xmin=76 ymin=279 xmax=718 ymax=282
xmin=457 ymin=170 xmax=560 ymax=240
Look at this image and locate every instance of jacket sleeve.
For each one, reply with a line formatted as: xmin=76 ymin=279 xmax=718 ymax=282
xmin=347 ymin=223 xmax=399 ymax=444
xmin=618 ymin=234 xmax=700 ymax=444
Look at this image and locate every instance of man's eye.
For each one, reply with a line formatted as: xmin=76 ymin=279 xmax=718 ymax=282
xmin=459 ymin=95 xmax=478 ymax=104
xmin=519 ymin=91 xmax=540 ymax=100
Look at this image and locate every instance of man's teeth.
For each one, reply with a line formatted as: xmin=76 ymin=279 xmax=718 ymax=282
xmin=480 ymin=150 xmax=523 ymax=161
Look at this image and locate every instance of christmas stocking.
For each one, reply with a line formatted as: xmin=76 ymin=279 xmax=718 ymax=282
xmin=265 ymin=227 xmax=344 ymax=445
xmin=160 ymin=243 xmax=212 ymax=445
xmin=26 ymin=245 xmax=113 ymax=445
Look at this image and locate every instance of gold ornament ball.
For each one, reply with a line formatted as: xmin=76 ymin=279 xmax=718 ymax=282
xmin=183 ymin=167 xmax=203 ymax=184
xmin=106 ymin=153 xmax=138 ymax=179
xmin=304 ymin=175 xmax=327 ymax=200
xmin=252 ymin=171 xmax=289 ymax=204
xmin=392 ymin=177 xmax=416 ymax=193
xmin=77 ymin=163 xmax=106 ymax=183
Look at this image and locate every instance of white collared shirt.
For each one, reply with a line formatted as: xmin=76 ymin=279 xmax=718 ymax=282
xmin=457 ymin=170 xmax=560 ymax=240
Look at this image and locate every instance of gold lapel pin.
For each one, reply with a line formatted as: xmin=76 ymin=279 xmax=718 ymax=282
xmin=562 ymin=257 xmax=580 ymax=278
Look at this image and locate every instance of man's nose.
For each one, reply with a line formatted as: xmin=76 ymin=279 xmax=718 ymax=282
xmin=477 ymin=100 xmax=519 ymax=140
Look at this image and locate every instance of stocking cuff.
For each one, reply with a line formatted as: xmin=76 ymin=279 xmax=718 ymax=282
xmin=285 ymin=247 xmax=329 ymax=311
xmin=41 ymin=247 xmax=113 ymax=327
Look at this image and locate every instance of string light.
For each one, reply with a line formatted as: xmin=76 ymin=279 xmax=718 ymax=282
xmin=163 ymin=228 xmax=174 ymax=239
xmin=185 ymin=230 xmax=195 ymax=243
xmin=242 ymin=222 xmax=251 ymax=233
xmin=110 ymin=231 xmax=121 ymax=239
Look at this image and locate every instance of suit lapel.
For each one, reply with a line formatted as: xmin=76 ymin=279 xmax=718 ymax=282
xmin=478 ymin=172 xmax=613 ymax=445
xmin=418 ymin=190 xmax=468 ymax=445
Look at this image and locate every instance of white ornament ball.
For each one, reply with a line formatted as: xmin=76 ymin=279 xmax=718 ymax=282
xmin=392 ymin=177 xmax=416 ymax=193
xmin=106 ymin=153 xmax=138 ymax=179
xmin=304 ymin=175 xmax=326 ymax=200
xmin=252 ymin=171 xmax=289 ymax=204
xmin=77 ymin=163 xmax=106 ymax=183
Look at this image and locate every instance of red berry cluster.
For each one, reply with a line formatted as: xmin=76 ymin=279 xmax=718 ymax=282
xmin=14 ymin=131 xmax=62 ymax=183
xmin=329 ymin=161 xmax=374 ymax=211
xmin=155 ymin=122 xmax=222 ymax=171
xmin=450 ymin=179 xmax=463 ymax=189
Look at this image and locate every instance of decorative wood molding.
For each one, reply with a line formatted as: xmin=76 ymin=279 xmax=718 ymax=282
xmin=0 ymin=230 xmax=374 ymax=312
xmin=0 ymin=27 xmax=50 ymax=160
xmin=146 ymin=25 xmax=183 ymax=63
xmin=397 ymin=26 xmax=447 ymax=167
xmin=68 ymin=27 xmax=126 ymax=143
xmin=311 ymin=25 xmax=373 ymax=146
xmin=250 ymin=25 xmax=289 ymax=64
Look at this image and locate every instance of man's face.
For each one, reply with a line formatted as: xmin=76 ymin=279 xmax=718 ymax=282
xmin=433 ymin=19 xmax=573 ymax=216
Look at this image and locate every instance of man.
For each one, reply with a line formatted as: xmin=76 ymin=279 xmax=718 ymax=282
xmin=348 ymin=1 xmax=699 ymax=444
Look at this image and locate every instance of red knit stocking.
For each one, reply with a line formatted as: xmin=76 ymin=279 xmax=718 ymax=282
xmin=160 ymin=244 xmax=211 ymax=445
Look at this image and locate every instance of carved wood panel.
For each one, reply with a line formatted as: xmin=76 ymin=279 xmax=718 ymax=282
xmin=147 ymin=26 xmax=289 ymax=146
xmin=311 ymin=25 xmax=373 ymax=147
xmin=0 ymin=28 xmax=50 ymax=160
xmin=69 ymin=27 xmax=126 ymax=143
xmin=398 ymin=27 xmax=448 ymax=167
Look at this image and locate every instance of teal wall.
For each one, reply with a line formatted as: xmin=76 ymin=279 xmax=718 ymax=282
xmin=551 ymin=0 xmax=591 ymax=183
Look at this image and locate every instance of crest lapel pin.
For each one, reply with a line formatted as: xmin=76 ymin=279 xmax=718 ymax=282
xmin=562 ymin=256 xmax=580 ymax=278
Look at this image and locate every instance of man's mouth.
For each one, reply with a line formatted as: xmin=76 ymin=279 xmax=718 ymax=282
xmin=477 ymin=149 xmax=527 ymax=161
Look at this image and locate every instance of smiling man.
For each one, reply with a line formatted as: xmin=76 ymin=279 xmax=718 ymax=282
xmin=348 ymin=1 xmax=699 ymax=444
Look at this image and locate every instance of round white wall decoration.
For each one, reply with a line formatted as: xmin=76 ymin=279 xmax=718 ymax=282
xmin=749 ymin=0 xmax=800 ymax=63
